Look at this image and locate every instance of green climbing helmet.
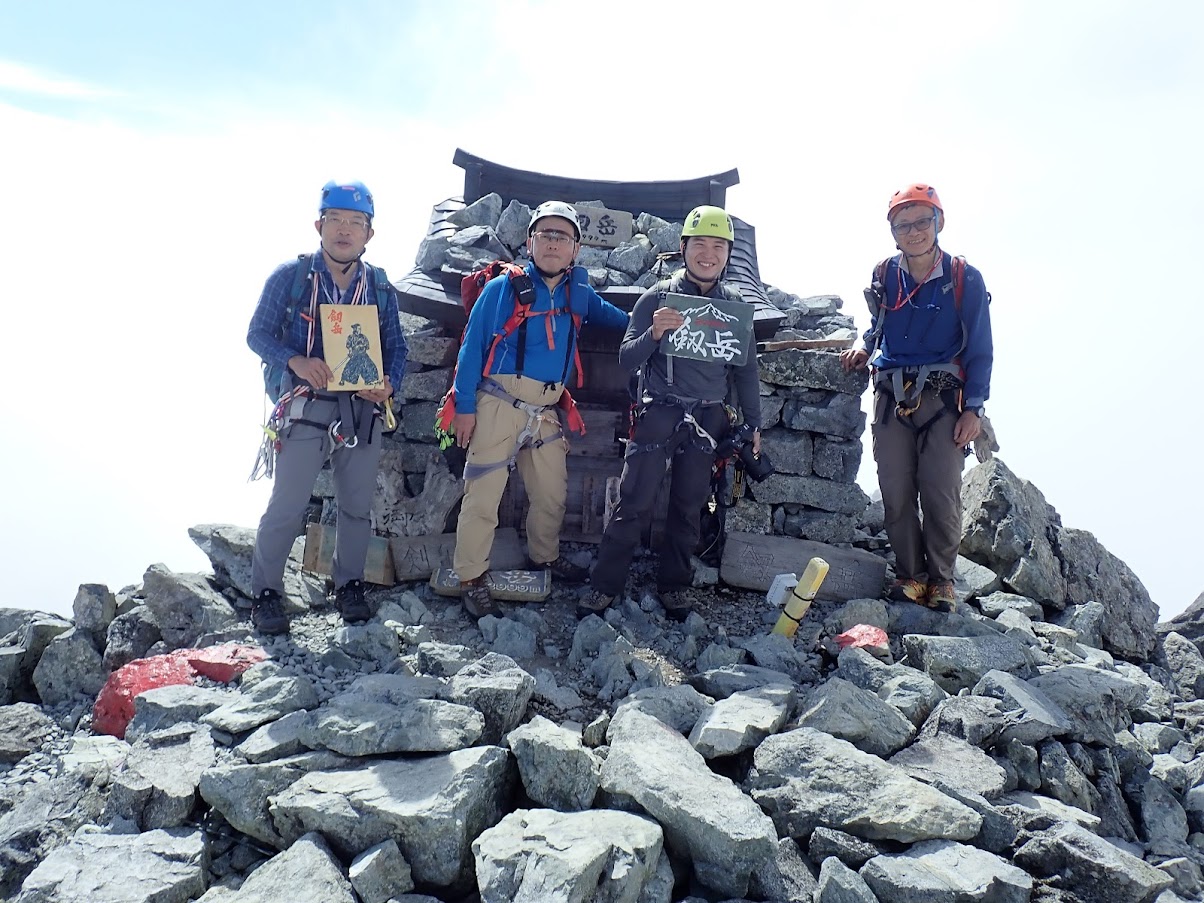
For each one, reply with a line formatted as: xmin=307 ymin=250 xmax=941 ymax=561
xmin=681 ymin=205 xmax=734 ymax=243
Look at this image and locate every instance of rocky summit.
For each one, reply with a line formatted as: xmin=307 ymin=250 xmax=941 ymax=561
xmin=2 ymin=458 xmax=1203 ymax=903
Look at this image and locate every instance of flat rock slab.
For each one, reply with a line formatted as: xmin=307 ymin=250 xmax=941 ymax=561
xmin=304 ymin=524 xmax=394 ymax=586
xmin=721 ymin=533 xmax=887 ymax=599
xmin=393 ymin=528 xmax=525 ymax=582
xmin=430 ymin=569 xmax=550 ymax=602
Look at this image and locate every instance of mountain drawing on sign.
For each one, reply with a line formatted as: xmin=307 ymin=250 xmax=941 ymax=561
xmin=681 ymin=303 xmax=739 ymax=325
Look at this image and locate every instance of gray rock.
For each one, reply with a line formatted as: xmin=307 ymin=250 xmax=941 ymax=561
xmin=1026 ymin=664 xmax=1146 ymax=745
xmin=142 ymin=564 xmax=238 ymax=649
xmin=202 ymin=674 xmax=320 ymax=734
xmin=32 ymin=628 xmax=106 ymax=706
xmin=187 ymin=524 xmax=261 ymax=598
xmin=617 ymin=685 xmax=716 ymax=734
xmin=495 ymin=199 xmax=531 ymax=251
xmin=782 ymin=392 xmax=866 ymax=440
xmin=104 ymin=605 xmax=162 ymax=670
xmin=72 ymin=583 xmax=117 ymax=638
xmin=1038 ymin=739 xmax=1101 ymax=814
xmin=220 ymin=831 xmax=356 ymax=903
xmin=416 ymin=641 xmax=477 ymax=676
xmin=998 ymin=789 xmax=1102 ymax=830
xmin=758 ymin=393 xmax=787 ymax=430
xmin=1162 ymin=631 xmax=1204 ymax=701
xmin=505 ymin=716 xmax=601 ymax=811
xmin=448 ymin=192 xmax=502 ymax=230
xmin=861 ymin=839 xmax=1032 ymax=903
xmin=350 ymin=839 xmax=414 ymax=903
xmin=480 ymin=616 xmax=538 ymax=661
xmin=1116 ymin=662 xmax=1174 ymax=723
xmin=109 ymin=726 xmax=216 ymax=830
xmin=816 ymin=856 xmax=878 ymax=902
xmin=332 ymin=622 xmax=400 ymax=665
xmin=447 ymin=652 xmax=535 ymax=744
xmin=601 ymin=708 xmax=777 ymax=897
xmin=726 ymin=498 xmax=774 ymax=535
xmin=270 ymin=746 xmax=513 ymax=893
xmin=199 ymin=751 xmax=348 ymax=848
xmin=689 ymin=663 xmax=795 ymax=699
xmin=1058 ymin=525 xmax=1159 ymax=659
xmin=301 ymin=698 xmax=483 ymax=755
xmin=689 ymin=685 xmax=793 ymax=758
xmin=1056 ymin=600 xmax=1107 ymax=649
xmin=740 ymin=633 xmax=818 ymax=685
xmin=746 ymin=727 xmax=981 ymax=844
xmin=759 ymin=349 xmax=869 ymax=396
xmin=889 ymin=733 xmax=1008 ymax=799
xmin=1132 ymin=771 xmax=1190 ymax=856
xmin=608 ymin=235 xmax=656 ymax=277
xmin=809 ymin=827 xmax=886 ymax=870
xmin=749 ymin=836 xmax=819 ymax=903
xmin=750 ymin=472 xmax=869 ymax=515
xmin=236 ymin=709 xmax=309 ymax=763
xmin=972 ymin=669 xmax=1073 ymax=744
xmin=812 ymin=436 xmax=862 ymax=482
xmin=976 ymin=591 xmax=1044 ymax=619
xmin=760 ymin=428 xmax=814 ymax=476
xmin=0 ymin=771 xmax=108 ymax=898
xmin=399 ymin=367 xmax=453 ymax=402
xmin=14 ymin=827 xmax=206 ymax=903
xmin=473 ymin=807 xmax=664 ymax=903
xmin=125 ymin=684 xmax=233 ymax=741
xmin=903 ymin=633 xmax=1037 ymax=693
xmin=1013 ymin=820 xmax=1173 ymax=902
xmin=782 ymin=509 xmax=858 ymax=544
xmin=795 ymin=677 xmax=916 ymax=757
xmin=0 ymin=702 xmax=56 ymax=763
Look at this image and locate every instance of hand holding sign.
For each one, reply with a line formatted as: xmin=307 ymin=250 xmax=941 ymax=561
xmin=651 ymin=307 xmax=686 ymax=340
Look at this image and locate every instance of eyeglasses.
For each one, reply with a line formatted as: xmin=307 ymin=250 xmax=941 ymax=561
xmin=322 ymin=215 xmax=370 ymax=231
xmin=891 ymin=215 xmax=935 ymax=235
xmin=532 ymin=230 xmax=576 ymax=244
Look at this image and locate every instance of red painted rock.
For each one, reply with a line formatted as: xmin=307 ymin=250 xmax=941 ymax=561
xmin=184 ymin=644 xmax=266 ymax=684
xmin=92 ymin=652 xmax=196 ymax=739
xmin=835 ymin=624 xmax=891 ymax=661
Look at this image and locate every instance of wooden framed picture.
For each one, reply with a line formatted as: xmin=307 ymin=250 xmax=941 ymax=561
xmin=319 ymin=304 xmax=385 ymax=392
xmin=661 ymin=292 xmax=753 ymax=367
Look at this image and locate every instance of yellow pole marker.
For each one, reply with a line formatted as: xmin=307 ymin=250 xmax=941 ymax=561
xmin=772 ymin=557 xmax=829 ymax=638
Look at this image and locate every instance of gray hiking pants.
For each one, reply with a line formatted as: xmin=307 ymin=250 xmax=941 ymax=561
xmin=251 ymin=396 xmax=381 ymax=595
xmin=870 ymin=384 xmax=965 ymax=584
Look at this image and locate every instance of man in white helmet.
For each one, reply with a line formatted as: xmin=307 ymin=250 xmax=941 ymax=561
xmin=449 ymin=201 xmax=629 ymax=618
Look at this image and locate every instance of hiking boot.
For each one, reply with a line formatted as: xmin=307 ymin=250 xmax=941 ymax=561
xmin=335 ymin=580 xmax=371 ymax=624
xmin=660 ymin=589 xmax=694 ymax=622
xmin=251 ymin=589 xmax=289 ymax=635
xmin=925 ymin=582 xmax=957 ymax=613
xmin=576 ymin=588 xmax=616 ymax=619
xmin=460 ymin=576 xmax=500 ymax=619
xmin=887 ymin=579 xmax=928 ymax=605
xmin=530 ymin=555 xmax=588 ymax=583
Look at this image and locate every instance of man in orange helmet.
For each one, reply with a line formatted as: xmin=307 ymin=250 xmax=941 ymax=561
xmin=840 ymin=183 xmax=993 ymax=612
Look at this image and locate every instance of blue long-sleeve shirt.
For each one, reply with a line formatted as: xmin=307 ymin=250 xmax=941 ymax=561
xmin=864 ymin=251 xmax=993 ymax=407
xmin=247 ymin=251 xmax=407 ymax=390
xmin=453 ymin=263 xmax=629 ymax=414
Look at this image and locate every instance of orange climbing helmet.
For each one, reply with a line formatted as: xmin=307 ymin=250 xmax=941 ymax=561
xmin=887 ymin=183 xmax=943 ymax=221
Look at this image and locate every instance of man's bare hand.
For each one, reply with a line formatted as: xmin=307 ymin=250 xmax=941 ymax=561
xmin=289 ymin=355 xmax=333 ymax=389
xmin=651 ymin=307 xmax=686 ymax=341
xmin=840 ymin=348 xmax=869 ymax=372
xmin=953 ymin=410 xmax=982 ymax=448
xmin=453 ymin=413 xmax=476 ymax=449
xmin=356 ymin=377 xmax=392 ymax=404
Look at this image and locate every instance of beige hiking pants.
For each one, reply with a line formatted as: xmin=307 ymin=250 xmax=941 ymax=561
xmin=453 ymin=374 xmax=568 ymax=581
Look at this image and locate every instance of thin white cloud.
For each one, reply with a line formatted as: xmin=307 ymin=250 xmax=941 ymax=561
xmin=0 ymin=59 xmax=116 ymax=99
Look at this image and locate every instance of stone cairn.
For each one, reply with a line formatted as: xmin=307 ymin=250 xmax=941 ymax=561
xmin=3 ymin=455 xmax=1204 ymax=902
xmin=375 ymin=191 xmax=871 ymax=551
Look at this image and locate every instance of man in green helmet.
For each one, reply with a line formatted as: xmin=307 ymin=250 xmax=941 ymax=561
xmin=582 ymin=205 xmax=762 ymax=621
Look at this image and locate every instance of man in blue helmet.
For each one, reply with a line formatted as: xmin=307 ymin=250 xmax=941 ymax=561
xmin=246 ymin=180 xmax=407 ymax=634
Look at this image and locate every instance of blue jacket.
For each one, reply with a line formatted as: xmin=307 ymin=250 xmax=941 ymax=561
xmin=453 ymin=263 xmax=629 ymax=414
xmin=865 ymin=251 xmax=993 ymax=408
xmin=247 ymin=251 xmax=407 ymax=391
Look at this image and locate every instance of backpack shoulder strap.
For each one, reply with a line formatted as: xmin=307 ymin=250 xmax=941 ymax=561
xmin=949 ymin=254 xmax=967 ymax=309
xmin=369 ymin=264 xmax=391 ymax=307
xmin=281 ymin=253 xmax=313 ymax=338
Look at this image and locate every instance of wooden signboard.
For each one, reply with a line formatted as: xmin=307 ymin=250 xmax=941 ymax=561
xmin=389 ymin=527 xmax=526 ymax=583
xmin=429 ymin=568 xmax=551 ymax=602
xmin=303 ymin=524 xmax=395 ymax=587
xmin=720 ymin=532 xmax=888 ymax=602
xmin=319 ymin=304 xmax=385 ymax=392
xmin=574 ymin=205 xmax=633 ymax=250
xmin=662 ymin=293 xmax=753 ymax=367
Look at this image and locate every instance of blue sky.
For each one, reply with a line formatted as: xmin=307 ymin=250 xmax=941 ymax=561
xmin=1 ymin=1 xmax=1202 ymax=620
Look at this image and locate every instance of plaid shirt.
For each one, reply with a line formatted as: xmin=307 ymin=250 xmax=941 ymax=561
xmin=247 ymin=250 xmax=407 ymax=389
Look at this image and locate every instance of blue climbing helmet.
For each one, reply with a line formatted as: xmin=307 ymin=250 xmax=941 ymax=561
xmin=319 ymin=180 xmax=374 ymax=219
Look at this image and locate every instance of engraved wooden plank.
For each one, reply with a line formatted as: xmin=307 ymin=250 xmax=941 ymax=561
xmin=389 ymin=527 xmax=525 ymax=582
xmin=720 ymin=532 xmax=887 ymax=601
xmin=574 ymin=205 xmax=633 ymax=250
xmin=757 ymin=337 xmax=855 ymax=352
xmin=303 ymin=524 xmax=395 ymax=587
xmin=429 ymin=568 xmax=550 ymax=602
